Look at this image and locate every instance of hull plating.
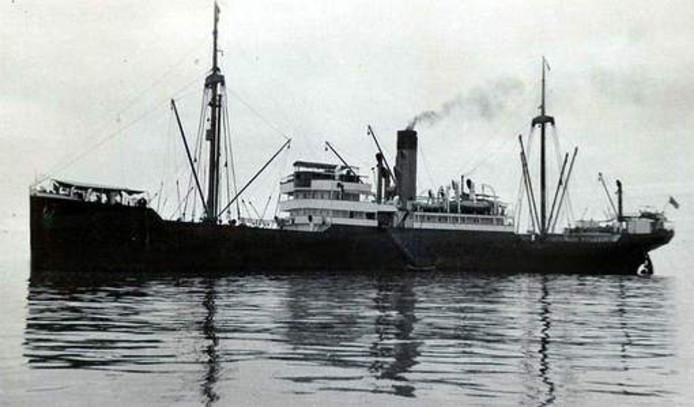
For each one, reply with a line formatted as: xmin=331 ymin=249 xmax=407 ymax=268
xmin=389 ymin=227 xmax=672 ymax=275
xmin=30 ymin=196 xmax=672 ymax=276
xmin=30 ymin=196 xmax=407 ymax=276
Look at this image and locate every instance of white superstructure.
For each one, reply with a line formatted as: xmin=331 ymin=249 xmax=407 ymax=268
xmin=276 ymin=160 xmax=515 ymax=233
xmin=277 ymin=161 xmax=396 ymax=231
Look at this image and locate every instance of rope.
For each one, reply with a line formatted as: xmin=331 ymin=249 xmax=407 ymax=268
xmin=172 ymin=185 xmax=195 ymax=220
xmin=550 ymin=126 xmax=576 ymax=228
xmin=223 ymin=88 xmax=241 ymax=219
xmin=273 ymin=148 xmax=291 ymax=219
xmin=113 ymin=37 xmax=208 ymax=121
xmin=226 ymin=87 xmax=290 ymax=141
xmin=221 ymin=88 xmax=235 ymax=221
xmin=514 ymin=134 xmax=527 ymax=233
xmin=515 ymin=127 xmax=535 ymax=231
xmin=182 ymin=87 xmax=209 ymax=220
xmin=36 ymin=73 xmax=206 ymax=185
xmin=418 ymin=145 xmax=436 ymax=193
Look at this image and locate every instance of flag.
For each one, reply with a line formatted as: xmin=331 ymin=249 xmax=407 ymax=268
xmin=669 ymin=196 xmax=680 ymax=209
xmin=543 ymin=56 xmax=551 ymax=72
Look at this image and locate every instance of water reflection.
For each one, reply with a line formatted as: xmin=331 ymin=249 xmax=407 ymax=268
xmin=538 ymin=275 xmax=555 ymax=407
xmin=24 ymin=278 xmax=175 ymax=371
xmin=368 ymin=275 xmax=420 ymax=397
xmin=200 ymin=279 xmax=219 ymax=406
xmin=282 ymin=273 xmax=368 ymax=353
xmin=23 ymin=272 xmax=677 ymax=405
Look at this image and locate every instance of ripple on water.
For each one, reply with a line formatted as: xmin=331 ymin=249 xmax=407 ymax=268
xmin=21 ymin=272 xmax=677 ymax=405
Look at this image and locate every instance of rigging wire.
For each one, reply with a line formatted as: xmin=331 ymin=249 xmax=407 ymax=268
xmin=222 ymin=118 xmax=233 ymax=222
xmin=37 ymin=73 xmax=206 ymax=185
xmin=114 ymin=37 xmax=209 ymax=121
xmin=556 ymin=121 xmax=608 ymax=223
xmin=155 ymin=85 xmax=214 ymax=221
xmin=417 ymin=145 xmax=437 ymax=193
xmin=155 ymin=181 xmax=164 ymax=213
xmin=172 ymin=185 xmax=196 ymax=220
xmin=175 ymin=180 xmax=181 ymax=219
xmin=164 ymin=136 xmax=205 ymax=220
xmin=222 ymin=87 xmax=241 ymax=220
xmin=273 ymin=147 xmax=291 ymax=219
xmin=260 ymin=194 xmax=272 ymax=221
xmin=166 ymin=150 xmax=203 ymax=220
xmin=246 ymin=138 xmax=292 ymax=210
xmin=514 ymin=74 xmax=544 ymax=232
xmin=514 ymin=135 xmax=527 ymax=233
xmin=156 ymin=107 xmax=176 ymax=217
xmin=461 ymin=130 xmax=517 ymax=178
xmin=192 ymin=86 xmax=211 ymax=222
xmin=515 ymin=127 xmax=535 ymax=232
xmin=171 ymin=80 xmax=295 ymax=223
xmin=151 ymin=81 xmax=211 ymax=220
xmin=454 ymin=80 xmax=538 ymax=178
xmin=221 ymin=87 xmax=234 ymax=222
xmin=550 ymin=125 xmax=576 ymax=228
xmin=226 ymin=87 xmax=290 ymax=142
xmin=37 ymin=31 xmax=299 ymax=224
xmin=182 ymin=87 xmax=210 ymax=220
xmin=241 ymin=200 xmax=253 ymax=222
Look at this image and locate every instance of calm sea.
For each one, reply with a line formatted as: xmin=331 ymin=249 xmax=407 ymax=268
xmin=1 ymin=226 xmax=693 ymax=406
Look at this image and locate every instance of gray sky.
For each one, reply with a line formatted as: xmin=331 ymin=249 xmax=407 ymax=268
xmin=2 ymin=0 xmax=693 ymax=233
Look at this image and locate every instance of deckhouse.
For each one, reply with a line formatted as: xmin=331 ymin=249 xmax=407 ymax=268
xmin=277 ymin=161 xmax=396 ymax=231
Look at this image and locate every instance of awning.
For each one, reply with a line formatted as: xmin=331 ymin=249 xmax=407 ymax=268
xmin=48 ymin=179 xmax=145 ymax=195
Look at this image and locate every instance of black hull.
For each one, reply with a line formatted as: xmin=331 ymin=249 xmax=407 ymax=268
xmin=30 ymin=195 xmax=673 ymax=277
xmin=30 ymin=195 xmax=408 ymax=277
xmin=389 ymin=227 xmax=672 ymax=275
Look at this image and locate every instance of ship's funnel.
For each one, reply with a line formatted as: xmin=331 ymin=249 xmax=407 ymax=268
xmin=395 ymin=129 xmax=418 ymax=207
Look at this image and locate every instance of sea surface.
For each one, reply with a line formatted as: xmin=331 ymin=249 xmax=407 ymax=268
xmin=1 ymin=227 xmax=693 ymax=406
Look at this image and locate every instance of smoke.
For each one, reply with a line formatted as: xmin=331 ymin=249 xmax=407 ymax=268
xmin=407 ymin=76 xmax=525 ymax=130
xmin=590 ymin=67 xmax=646 ymax=105
xmin=407 ymin=110 xmax=439 ymax=130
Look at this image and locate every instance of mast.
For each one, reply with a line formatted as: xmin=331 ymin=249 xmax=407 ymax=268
xmin=205 ymin=3 xmax=225 ymax=223
xmin=531 ymin=57 xmax=555 ymax=235
xmin=541 ymin=62 xmax=546 ymax=233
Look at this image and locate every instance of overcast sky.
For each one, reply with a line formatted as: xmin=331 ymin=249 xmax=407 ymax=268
xmin=2 ymin=0 xmax=693 ymax=235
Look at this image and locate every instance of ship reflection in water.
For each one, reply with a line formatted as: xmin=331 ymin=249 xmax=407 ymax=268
xmin=23 ymin=272 xmax=676 ymax=405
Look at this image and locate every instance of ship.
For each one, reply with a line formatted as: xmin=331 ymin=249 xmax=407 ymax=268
xmin=29 ymin=4 xmax=674 ymax=277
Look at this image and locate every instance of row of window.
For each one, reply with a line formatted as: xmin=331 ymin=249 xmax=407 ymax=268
xmin=414 ymin=214 xmax=507 ymax=226
xmin=292 ymin=191 xmax=361 ymax=201
xmin=289 ymin=208 xmax=375 ymax=220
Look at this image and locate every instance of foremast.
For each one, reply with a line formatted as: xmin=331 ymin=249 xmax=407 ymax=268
xmin=204 ymin=3 xmax=225 ymax=223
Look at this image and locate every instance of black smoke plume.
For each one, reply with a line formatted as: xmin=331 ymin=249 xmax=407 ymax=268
xmin=406 ymin=76 xmax=525 ymax=130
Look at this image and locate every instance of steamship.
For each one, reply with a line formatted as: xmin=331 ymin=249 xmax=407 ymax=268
xmin=29 ymin=4 xmax=673 ymax=276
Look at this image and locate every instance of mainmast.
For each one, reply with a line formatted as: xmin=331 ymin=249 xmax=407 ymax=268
xmin=204 ymin=3 xmax=225 ymax=223
xmin=531 ymin=57 xmax=555 ymax=235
